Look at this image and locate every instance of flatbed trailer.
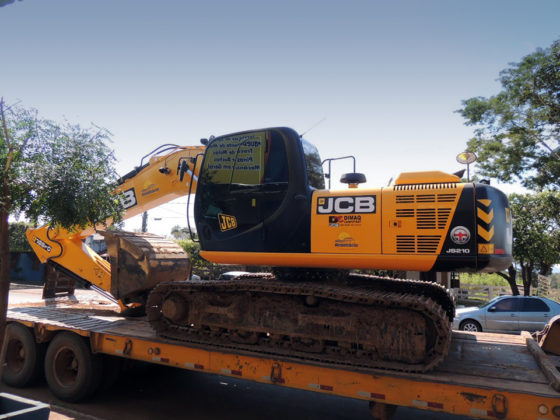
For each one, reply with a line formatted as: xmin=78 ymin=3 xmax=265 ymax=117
xmin=4 ymin=292 xmax=560 ymax=420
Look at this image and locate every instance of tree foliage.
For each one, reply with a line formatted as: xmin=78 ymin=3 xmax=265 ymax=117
xmin=171 ymin=224 xmax=189 ymax=240
xmin=176 ymin=238 xmax=212 ymax=274
xmin=0 ymin=98 xmax=123 ymax=354
xmin=8 ymin=222 xmax=32 ymax=252
xmin=3 ymin=115 xmax=123 ymax=230
xmin=458 ymin=39 xmax=560 ymax=191
xmin=499 ymin=192 xmax=560 ymax=295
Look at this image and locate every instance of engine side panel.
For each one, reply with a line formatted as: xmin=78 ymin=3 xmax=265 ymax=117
xmin=381 ymin=182 xmax=466 ymax=259
xmin=310 ymin=189 xmax=382 ymax=254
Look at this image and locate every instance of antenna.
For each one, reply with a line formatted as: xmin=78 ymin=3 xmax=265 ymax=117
xmin=300 ymin=117 xmax=326 ymax=138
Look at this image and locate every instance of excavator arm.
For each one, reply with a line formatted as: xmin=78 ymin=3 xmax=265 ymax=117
xmin=26 ymin=144 xmax=205 ymax=309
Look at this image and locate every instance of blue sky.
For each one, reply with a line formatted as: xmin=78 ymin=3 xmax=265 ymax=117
xmin=2 ymin=0 xmax=559 ymax=234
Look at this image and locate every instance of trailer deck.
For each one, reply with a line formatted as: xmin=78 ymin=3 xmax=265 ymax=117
xmin=5 ymin=291 xmax=560 ymax=420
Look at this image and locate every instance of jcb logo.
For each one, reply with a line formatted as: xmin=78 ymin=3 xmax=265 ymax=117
xmin=218 ymin=213 xmax=238 ymax=232
xmin=317 ymin=195 xmax=376 ymax=214
xmin=120 ymin=188 xmax=137 ymax=209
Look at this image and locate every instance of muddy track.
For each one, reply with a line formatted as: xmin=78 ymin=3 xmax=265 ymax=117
xmin=146 ymin=274 xmax=454 ymax=373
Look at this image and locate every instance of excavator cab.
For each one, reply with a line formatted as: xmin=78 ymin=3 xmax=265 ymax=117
xmin=194 ymin=127 xmax=322 ymax=253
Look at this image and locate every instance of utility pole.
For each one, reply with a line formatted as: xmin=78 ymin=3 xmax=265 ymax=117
xmin=142 ymin=212 xmax=148 ymax=233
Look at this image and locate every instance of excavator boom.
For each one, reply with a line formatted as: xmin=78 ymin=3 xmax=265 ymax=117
xmin=27 ymin=145 xmax=205 ymax=305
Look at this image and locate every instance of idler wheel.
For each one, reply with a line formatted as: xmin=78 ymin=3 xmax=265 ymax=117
xmin=162 ymin=294 xmax=189 ymax=322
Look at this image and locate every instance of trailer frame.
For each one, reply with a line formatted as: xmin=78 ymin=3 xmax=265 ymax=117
xmin=4 ymin=295 xmax=560 ymax=420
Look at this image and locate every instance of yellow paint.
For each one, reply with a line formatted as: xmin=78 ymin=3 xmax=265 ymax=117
xmin=200 ymin=251 xmax=438 ymax=271
xmin=12 ymin=315 xmax=555 ymax=420
xmin=26 ymin=145 xmax=205 ymax=298
xmin=218 ymin=214 xmax=238 ymax=232
xmin=200 ymin=172 xmax=466 ymax=272
xmin=477 ymin=199 xmax=492 ymax=207
xmin=394 ymin=171 xmax=460 ymax=185
xmin=28 ymin=155 xmax=473 ymax=302
xmin=478 ymin=243 xmax=495 ymax=255
xmin=311 ymin=189 xmax=382 ymax=255
xmin=478 ymin=225 xmax=495 ymax=241
xmin=382 ymin=182 xmax=464 ymax=256
xmin=477 ymin=207 xmax=494 ymax=224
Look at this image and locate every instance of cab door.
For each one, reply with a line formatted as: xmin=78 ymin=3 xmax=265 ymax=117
xmin=194 ymin=127 xmax=311 ymax=253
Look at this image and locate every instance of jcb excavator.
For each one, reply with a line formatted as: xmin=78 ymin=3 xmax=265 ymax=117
xmin=27 ymin=127 xmax=513 ymax=373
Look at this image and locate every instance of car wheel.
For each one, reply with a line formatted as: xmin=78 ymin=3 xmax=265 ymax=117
xmin=459 ymin=319 xmax=482 ymax=332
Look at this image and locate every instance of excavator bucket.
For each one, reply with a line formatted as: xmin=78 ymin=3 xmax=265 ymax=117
xmin=100 ymin=231 xmax=191 ymax=301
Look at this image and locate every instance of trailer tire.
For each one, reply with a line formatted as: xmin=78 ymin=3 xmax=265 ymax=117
xmin=2 ymin=323 xmax=45 ymax=387
xmin=44 ymin=332 xmax=102 ymax=402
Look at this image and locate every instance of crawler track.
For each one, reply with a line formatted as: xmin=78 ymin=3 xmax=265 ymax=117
xmin=146 ymin=274 xmax=454 ymax=373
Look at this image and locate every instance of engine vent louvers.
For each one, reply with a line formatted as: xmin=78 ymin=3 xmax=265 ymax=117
xmin=396 ymin=235 xmax=441 ymax=253
xmin=396 ymin=193 xmax=457 ymax=204
xmin=396 ymin=209 xmax=415 ymax=218
xmin=437 ymin=193 xmax=457 ymax=202
xmin=416 ymin=209 xmax=436 ymax=229
xmin=413 ymin=208 xmax=452 ymax=230
xmin=396 ymin=195 xmax=414 ymax=203
xmin=396 ymin=236 xmax=415 ymax=253
xmin=437 ymin=208 xmax=451 ymax=229
xmin=417 ymin=235 xmax=440 ymax=253
xmin=394 ymin=183 xmax=458 ymax=191
xmin=416 ymin=194 xmax=435 ymax=203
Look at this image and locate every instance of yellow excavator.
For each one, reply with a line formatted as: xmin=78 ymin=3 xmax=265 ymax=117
xmin=27 ymin=127 xmax=513 ymax=373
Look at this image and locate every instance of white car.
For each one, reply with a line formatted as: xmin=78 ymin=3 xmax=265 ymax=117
xmin=453 ymin=295 xmax=560 ymax=333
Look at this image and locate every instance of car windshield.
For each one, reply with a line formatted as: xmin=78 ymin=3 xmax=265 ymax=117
xmin=479 ymin=296 xmax=503 ymax=309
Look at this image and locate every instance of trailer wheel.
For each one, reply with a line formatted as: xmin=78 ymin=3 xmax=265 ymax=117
xmin=44 ymin=332 xmax=102 ymax=402
xmin=2 ymin=323 xmax=45 ymax=387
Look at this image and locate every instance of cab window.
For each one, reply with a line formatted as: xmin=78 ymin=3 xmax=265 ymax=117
xmin=196 ymin=130 xmax=289 ymax=238
xmin=301 ymin=138 xmax=325 ymax=190
xmin=202 ymin=131 xmax=269 ymax=186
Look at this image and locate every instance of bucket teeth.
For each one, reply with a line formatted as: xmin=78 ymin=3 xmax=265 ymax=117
xmin=100 ymin=230 xmax=190 ymax=300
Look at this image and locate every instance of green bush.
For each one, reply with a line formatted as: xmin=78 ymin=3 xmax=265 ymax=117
xmin=459 ymin=273 xmax=510 ymax=287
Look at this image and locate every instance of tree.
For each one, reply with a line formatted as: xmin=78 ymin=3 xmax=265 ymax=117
xmin=551 ymin=273 xmax=560 ymax=289
xmin=496 ymin=192 xmax=560 ymax=295
xmin=458 ymin=39 xmax=560 ymax=191
xmin=176 ymin=238 xmax=212 ymax=275
xmin=0 ymin=1 xmax=23 ymax=7
xmin=0 ymin=98 xmax=123 ymax=354
xmin=8 ymin=222 xmax=32 ymax=252
xmin=171 ymin=224 xmax=189 ymax=240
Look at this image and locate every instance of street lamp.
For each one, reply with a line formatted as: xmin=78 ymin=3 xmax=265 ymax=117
xmin=456 ymin=151 xmax=477 ymax=182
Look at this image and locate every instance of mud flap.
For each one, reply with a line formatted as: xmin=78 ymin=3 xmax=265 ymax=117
xmin=101 ymin=231 xmax=191 ymax=301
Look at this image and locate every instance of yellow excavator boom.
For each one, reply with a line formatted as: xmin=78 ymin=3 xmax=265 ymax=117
xmin=26 ymin=145 xmax=205 ymax=307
